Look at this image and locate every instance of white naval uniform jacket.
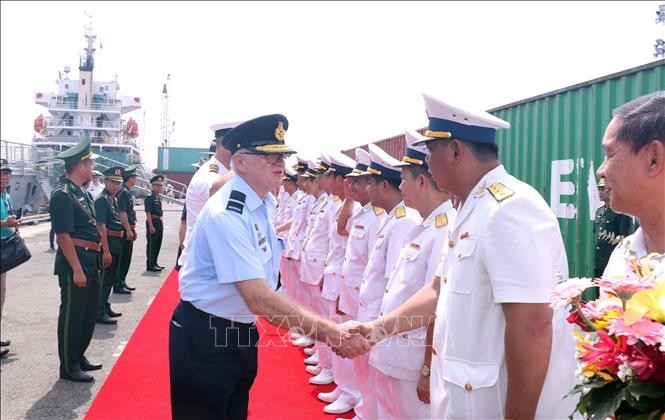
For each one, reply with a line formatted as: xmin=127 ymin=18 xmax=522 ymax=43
xmin=300 ymin=193 xmax=331 ymax=284
xmin=283 ymin=192 xmax=314 ymax=260
xmin=321 ymin=200 xmax=360 ymax=302
xmin=369 ymin=199 xmax=455 ymax=382
xmin=430 ymin=165 xmax=577 ymax=419
xmin=183 ymin=155 xmax=228 ymax=248
xmin=358 ymin=201 xmax=421 ymax=322
xmin=338 ymin=203 xmax=385 ymax=316
xmin=273 ymin=187 xmax=292 ymax=236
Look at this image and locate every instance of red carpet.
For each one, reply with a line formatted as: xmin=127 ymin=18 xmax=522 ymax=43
xmin=86 ymin=270 xmax=353 ymax=419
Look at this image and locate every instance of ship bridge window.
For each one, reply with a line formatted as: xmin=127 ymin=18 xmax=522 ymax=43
xmin=82 ymin=79 xmax=85 ymax=85
xmin=32 ymin=185 xmax=37 ymax=196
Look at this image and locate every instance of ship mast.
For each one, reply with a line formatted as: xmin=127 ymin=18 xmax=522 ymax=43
xmin=160 ymin=74 xmax=174 ymax=147
xmin=77 ymin=13 xmax=96 ymax=139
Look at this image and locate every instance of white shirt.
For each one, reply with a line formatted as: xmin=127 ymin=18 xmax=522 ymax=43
xmin=86 ymin=182 xmax=104 ymax=200
xmin=179 ymin=175 xmax=280 ymax=324
xmin=300 ymin=193 xmax=333 ymax=284
xmin=338 ymin=203 xmax=385 ymax=316
xmin=604 ymin=227 xmax=664 ymax=277
xmin=284 ymin=193 xmax=315 ymax=260
xmin=321 ymin=200 xmax=360 ymax=301
xmin=273 ymin=188 xmax=293 ymax=239
xmin=358 ymin=201 xmax=421 ymax=321
xmin=369 ymin=199 xmax=455 ymax=381
xmin=431 ymin=165 xmax=577 ymax=419
xmin=183 ymin=155 xmax=228 ymax=248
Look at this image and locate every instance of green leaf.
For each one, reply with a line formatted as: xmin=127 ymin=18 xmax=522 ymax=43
xmin=625 ymin=381 xmax=665 ymax=400
xmin=586 ymin=383 xmax=627 ymax=420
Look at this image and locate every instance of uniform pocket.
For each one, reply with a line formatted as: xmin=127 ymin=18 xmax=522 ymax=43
xmin=449 ymin=239 xmax=477 ymax=294
xmin=441 ymin=358 xmax=503 ymax=418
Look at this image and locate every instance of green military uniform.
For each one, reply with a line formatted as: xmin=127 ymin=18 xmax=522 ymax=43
xmin=95 ymin=166 xmax=125 ymax=320
xmin=117 ymin=165 xmax=137 ymax=289
xmin=49 ymin=138 xmax=102 ymax=380
xmin=594 ymin=204 xmax=632 ymax=277
xmin=145 ymin=175 xmax=164 ymax=270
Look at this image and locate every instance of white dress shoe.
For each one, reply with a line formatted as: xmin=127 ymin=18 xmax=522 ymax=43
xmin=290 ymin=331 xmax=302 ymax=340
xmin=310 ymin=370 xmax=334 ymax=385
xmin=292 ymin=335 xmax=315 ymax=347
xmin=305 ymin=364 xmax=321 ymax=375
xmin=303 ymin=346 xmax=316 ymax=356
xmin=318 ymin=386 xmax=340 ymax=403
xmin=304 ymin=352 xmax=319 ymax=365
xmin=324 ymin=398 xmax=355 ymax=414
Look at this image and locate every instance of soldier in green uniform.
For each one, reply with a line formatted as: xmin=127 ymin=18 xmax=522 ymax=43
xmin=582 ymin=177 xmax=634 ymax=302
xmin=117 ymin=165 xmax=138 ymax=292
xmin=49 ymin=138 xmax=103 ymax=382
xmin=95 ymin=166 xmax=127 ymax=326
xmin=145 ymin=175 xmax=165 ymax=272
xmin=594 ymin=177 xmax=633 ymax=277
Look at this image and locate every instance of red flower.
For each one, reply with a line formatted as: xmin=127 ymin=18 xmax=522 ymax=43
xmin=628 ymin=345 xmax=665 ymax=383
xmin=580 ymin=331 xmax=627 ymax=374
xmin=567 ymin=308 xmax=593 ymax=332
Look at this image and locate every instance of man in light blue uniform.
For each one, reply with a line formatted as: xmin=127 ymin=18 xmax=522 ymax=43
xmin=169 ymin=114 xmax=370 ymax=420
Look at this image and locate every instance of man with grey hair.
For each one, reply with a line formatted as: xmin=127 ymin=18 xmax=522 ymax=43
xmin=597 ymin=91 xmax=664 ymax=277
xmin=169 ymin=114 xmax=369 ymax=419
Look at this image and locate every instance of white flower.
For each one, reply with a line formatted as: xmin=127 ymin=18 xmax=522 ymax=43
xmin=617 ymin=362 xmax=634 ymax=382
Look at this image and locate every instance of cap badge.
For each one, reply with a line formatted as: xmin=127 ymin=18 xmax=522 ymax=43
xmin=274 ymin=121 xmax=285 ymax=142
xmin=115 ymin=169 xmax=121 ymax=175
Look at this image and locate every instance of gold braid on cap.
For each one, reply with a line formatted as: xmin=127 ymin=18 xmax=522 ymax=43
xmin=424 ymin=130 xmax=452 ymax=139
xmin=367 ymin=167 xmax=381 ymax=175
xmin=254 ymin=144 xmax=292 ymax=153
xmin=81 ymin=151 xmax=94 ymax=160
xmin=402 ymin=156 xmax=424 ymax=165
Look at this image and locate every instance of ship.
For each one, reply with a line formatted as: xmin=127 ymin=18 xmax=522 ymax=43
xmin=0 ymin=19 xmax=183 ymax=215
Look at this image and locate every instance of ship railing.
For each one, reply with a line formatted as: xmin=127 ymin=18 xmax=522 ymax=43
xmin=92 ymin=155 xmax=186 ymax=207
xmin=47 ymin=100 xmax=121 ymax=112
xmin=1 ymin=140 xmax=58 ymax=176
xmin=33 ymin=135 xmax=126 ymax=145
xmin=45 ymin=118 xmax=121 ymax=130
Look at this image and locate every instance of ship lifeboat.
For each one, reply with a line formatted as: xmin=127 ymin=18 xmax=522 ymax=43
xmin=124 ymin=118 xmax=139 ymax=139
xmin=34 ymin=114 xmax=46 ymax=134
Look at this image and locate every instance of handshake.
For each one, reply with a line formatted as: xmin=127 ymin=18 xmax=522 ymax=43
xmin=324 ymin=320 xmax=390 ymax=359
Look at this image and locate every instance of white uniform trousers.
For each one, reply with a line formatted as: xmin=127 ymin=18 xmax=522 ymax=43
xmin=303 ymin=283 xmax=334 ymax=373
xmin=282 ymin=257 xmax=305 ymax=307
xmin=332 ymin=313 xmax=361 ymax=403
xmin=375 ymin=370 xmax=430 ymax=419
xmin=352 ymin=356 xmax=378 ymax=419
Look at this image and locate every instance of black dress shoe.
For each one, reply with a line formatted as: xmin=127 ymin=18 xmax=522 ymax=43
xmin=60 ymin=369 xmax=94 ymax=383
xmin=122 ymin=283 xmax=136 ymax=291
xmin=107 ymin=308 xmax=122 ymax=318
xmin=0 ymin=340 xmax=10 ymax=347
xmin=147 ymin=267 xmax=161 ymax=272
xmin=156 ymin=264 xmax=165 ymax=269
xmin=0 ymin=349 xmax=9 ymax=358
xmin=80 ymin=357 xmax=102 ymax=371
xmin=113 ymin=287 xmax=131 ymax=295
xmin=96 ymin=314 xmax=118 ymax=325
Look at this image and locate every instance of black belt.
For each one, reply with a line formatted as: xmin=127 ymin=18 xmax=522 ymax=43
xmin=181 ymin=300 xmax=255 ymax=328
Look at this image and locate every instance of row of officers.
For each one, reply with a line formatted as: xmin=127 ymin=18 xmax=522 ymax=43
xmin=47 ymin=139 xmax=165 ymax=383
xmin=170 ymin=92 xmax=582 ymax=420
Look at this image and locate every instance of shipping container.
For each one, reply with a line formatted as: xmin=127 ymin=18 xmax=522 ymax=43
xmin=490 ymin=60 xmax=664 ymax=277
xmin=341 ymin=59 xmax=665 ymax=276
xmin=157 ymin=146 xmax=209 ymax=173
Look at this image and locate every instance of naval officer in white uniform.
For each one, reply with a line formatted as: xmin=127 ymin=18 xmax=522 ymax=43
xmin=347 ymin=94 xmax=577 ymax=420
xmin=369 ymin=129 xmax=455 ymax=419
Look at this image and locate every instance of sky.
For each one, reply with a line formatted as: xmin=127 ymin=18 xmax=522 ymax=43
xmin=2 ymin=1 xmax=664 ymax=170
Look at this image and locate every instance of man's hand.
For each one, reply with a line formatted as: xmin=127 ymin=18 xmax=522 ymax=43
xmin=329 ymin=321 xmax=371 ymax=359
xmin=3 ymin=215 xmax=20 ymax=228
xmin=416 ymin=373 xmax=431 ymax=404
xmin=149 ymin=226 xmax=156 ymax=234
xmin=73 ymin=269 xmax=87 ymax=288
xmin=102 ymin=252 xmax=112 ymax=268
xmin=126 ymin=230 xmax=135 ymax=241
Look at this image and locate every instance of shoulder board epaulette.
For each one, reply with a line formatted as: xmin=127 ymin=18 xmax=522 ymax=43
xmin=373 ymin=207 xmax=384 ymax=216
xmin=435 ymin=213 xmax=448 ymax=229
xmin=395 ymin=206 xmax=406 ymax=219
xmin=333 ymin=195 xmax=340 ymax=202
xmin=209 ymin=164 xmax=219 ymax=174
xmin=226 ymin=190 xmax=246 ymax=214
xmin=62 ymin=184 xmax=69 ymax=193
xmin=487 ymin=182 xmax=514 ymax=202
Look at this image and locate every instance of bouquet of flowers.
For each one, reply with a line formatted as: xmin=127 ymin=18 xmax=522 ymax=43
xmin=549 ymin=253 xmax=665 ymax=420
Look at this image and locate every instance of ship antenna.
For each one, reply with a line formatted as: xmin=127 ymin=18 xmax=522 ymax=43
xmin=80 ymin=12 xmax=96 ymax=72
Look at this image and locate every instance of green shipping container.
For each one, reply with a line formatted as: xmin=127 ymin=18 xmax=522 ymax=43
xmin=157 ymin=146 xmax=209 ymax=173
xmin=489 ymin=59 xmax=665 ymax=277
